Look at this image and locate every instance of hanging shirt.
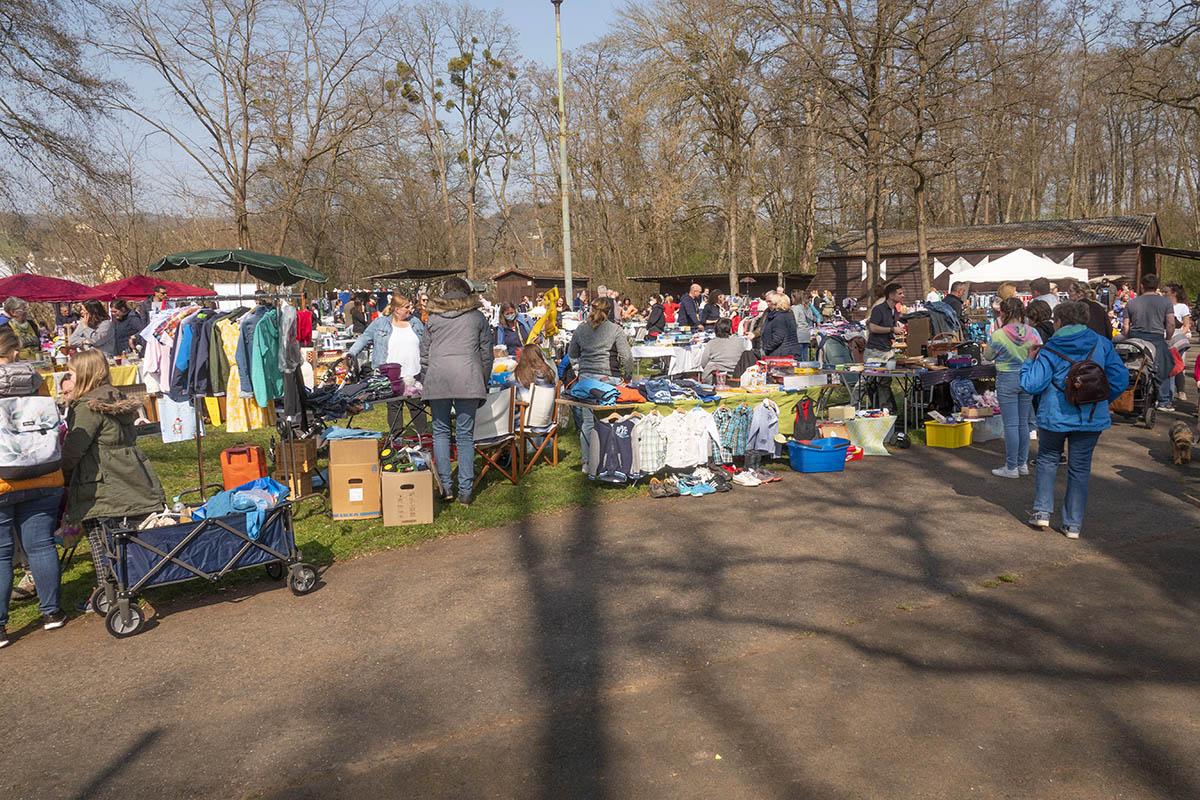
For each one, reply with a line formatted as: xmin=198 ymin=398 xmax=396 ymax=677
xmin=631 ymin=412 xmax=667 ymax=475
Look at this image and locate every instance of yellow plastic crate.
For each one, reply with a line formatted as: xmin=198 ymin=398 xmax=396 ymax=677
xmin=925 ymin=421 xmax=973 ymax=448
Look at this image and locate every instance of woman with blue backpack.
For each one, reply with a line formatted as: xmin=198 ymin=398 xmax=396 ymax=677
xmin=1020 ymin=301 xmax=1128 ymax=539
xmin=0 ymin=328 xmax=67 ymax=646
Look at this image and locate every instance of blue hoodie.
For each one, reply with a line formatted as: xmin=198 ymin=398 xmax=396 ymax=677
xmin=1019 ymin=325 xmax=1129 ymax=432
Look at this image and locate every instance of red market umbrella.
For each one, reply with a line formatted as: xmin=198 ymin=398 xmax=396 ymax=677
xmin=0 ymin=274 xmax=106 ymax=302
xmin=92 ymin=274 xmax=217 ymax=301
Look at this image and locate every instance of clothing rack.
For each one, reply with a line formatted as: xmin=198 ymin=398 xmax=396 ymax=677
xmin=161 ymin=295 xmax=304 ymax=503
xmin=168 ymin=292 xmax=302 ymax=304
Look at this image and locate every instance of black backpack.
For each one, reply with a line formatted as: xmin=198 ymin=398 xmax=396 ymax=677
xmin=1042 ymin=344 xmax=1110 ymax=420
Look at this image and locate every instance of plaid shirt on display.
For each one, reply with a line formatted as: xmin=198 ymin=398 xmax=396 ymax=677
xmin=633 ymin=412 xmax=667 ymax=474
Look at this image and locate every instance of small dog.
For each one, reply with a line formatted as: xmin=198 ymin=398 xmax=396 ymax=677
xmin=1169 ymin=421 xmax=1193 ymax=465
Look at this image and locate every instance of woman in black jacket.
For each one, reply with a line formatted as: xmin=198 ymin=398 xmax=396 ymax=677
xmin=760 ymin=292 xmax=804 ymax=358
xmin=644 ymin=295 xmax=666 ymax=336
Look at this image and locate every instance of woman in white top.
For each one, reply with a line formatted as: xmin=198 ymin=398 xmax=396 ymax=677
xmin=346 ymin=294 xmax=426 ymax=435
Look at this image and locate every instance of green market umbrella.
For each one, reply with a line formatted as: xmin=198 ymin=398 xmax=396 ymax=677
xmin=149 ymin=249 xmax=327 ymax=286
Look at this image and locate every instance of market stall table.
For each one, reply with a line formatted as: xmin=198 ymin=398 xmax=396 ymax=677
xmin=631 ymin=339 xmax=751 ymax=376
xmin=39 ymin=363 xmax=139 ymax=398
xmin=558 ymin=388 xmax=817 ymax=438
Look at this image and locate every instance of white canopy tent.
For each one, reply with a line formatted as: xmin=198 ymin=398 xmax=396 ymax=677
xmin=948 ymin=248 xmax=1088 ymax=286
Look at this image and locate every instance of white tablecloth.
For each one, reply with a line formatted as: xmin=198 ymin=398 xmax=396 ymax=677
xmin=631 ymin=339 xmax=751 ymax=375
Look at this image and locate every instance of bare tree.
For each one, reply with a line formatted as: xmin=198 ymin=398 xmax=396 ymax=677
xmin=106 ymin=0 xmax=269 ymax=249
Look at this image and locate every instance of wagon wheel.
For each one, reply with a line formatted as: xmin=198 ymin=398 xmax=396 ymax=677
xmin=105 ymin=603 xmax=145 ymax=638
xmin=89 ymin=586 xmax=113 ymax=618
xmin=265 ymin=562 xmax=285 ymax=581
xmin=288 ymin=564 xmax=318 ymax=596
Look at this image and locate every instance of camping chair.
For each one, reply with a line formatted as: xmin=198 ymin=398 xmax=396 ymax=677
xmin=472 ymin=386 xmax=520 ymax=492
xmin=516 ymin=382 xmax=561 ymax=475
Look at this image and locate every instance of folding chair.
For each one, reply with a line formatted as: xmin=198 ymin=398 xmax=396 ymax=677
xmin=516 ymin=382 xmax=561 ymax=475
xmin=472 ymin=386 xmax=520 ymax=492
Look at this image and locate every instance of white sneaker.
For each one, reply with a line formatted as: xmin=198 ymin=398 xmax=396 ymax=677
xmin=1017 ymin=463 xmax=1030 ymax=476
xmin=992 ymin=466 xmax=1019 ymax=478
xmin=733 ymin=471 xmax=762 ymax=487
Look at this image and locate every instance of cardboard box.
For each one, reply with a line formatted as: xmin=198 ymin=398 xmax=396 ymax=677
xmin=905 ymin=315 xmax=932 ymax=357
xmin=276 ymin=437 xmax=320 ymax=474
xmin=381 ymin=470 xmax=434 ymax=527
xmin=818 ymin=421 xmax=851 ymax=441
xmin=827 ymin=405 xmax=856 ymax=421
xmin=329 ymin=438 xmax=379 ymax=465
xmin=963 ymin=406 xmax=994 ymax=418
xmin=329 ymin=438 xmax=381 ymax=520
xmin=273 ymin=471 xmax=313 ymax=499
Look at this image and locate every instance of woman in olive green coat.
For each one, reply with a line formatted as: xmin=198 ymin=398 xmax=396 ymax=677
xmin=61 ymin=350 xmax=165 ymax=601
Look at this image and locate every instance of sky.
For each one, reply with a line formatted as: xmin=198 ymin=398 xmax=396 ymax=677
xmin=501 ymin=0 xmax=623 ymax=65
xmin=113 ymin=1 xmax=625 ymax=212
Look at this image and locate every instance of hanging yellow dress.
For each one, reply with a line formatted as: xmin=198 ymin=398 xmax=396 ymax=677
xmin=217 ymin=317 xmax=275 ymax=433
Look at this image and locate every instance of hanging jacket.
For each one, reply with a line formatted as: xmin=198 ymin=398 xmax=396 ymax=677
xmin=278 ymin=302 xmax=302 ymax=374
xmin=61 ymin=385 xmax=166 ymax=523
xmin=235 ymin=306 xmax=267 ymax=394
xmin=251 ymin=308 xmax=284 ymax=408
xmin=746 ymin=399 xmax=779 ymax=453
xmin=1019 ymin=325 xmax=1129 ymax=432
xmin=208 ymin=315 xmax=231 ymax=395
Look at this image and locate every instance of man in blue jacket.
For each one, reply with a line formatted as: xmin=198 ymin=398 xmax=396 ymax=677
xmin=678 ymin=283 xmax=702 ymax=328
xmin=1020 ymin=300 xmax=1129 ymax=539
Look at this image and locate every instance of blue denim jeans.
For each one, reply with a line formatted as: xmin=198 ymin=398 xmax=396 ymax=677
xmin=0 ymin=487 xmax=65 ymax=625
xmin=573 ymin=406 xmax=596 ymax=470
xmin=996 ymin=371 xmax=1033 ymax=470
xmin=1034 ymin=429 xmax=1102 ymax=529
xmin=429 ymin=399 xmax=478 ymax=497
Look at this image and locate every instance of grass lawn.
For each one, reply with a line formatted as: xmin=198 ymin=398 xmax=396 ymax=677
xmin=5 ymin=405 xmax=643 ymax=631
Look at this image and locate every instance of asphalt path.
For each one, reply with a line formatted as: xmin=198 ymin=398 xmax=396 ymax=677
xmin=2 ymin=404 xmax=1198 ymax=799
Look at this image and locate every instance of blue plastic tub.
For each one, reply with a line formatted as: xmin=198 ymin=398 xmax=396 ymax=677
xmin=787 ymin=437 xmax=850 ymax=473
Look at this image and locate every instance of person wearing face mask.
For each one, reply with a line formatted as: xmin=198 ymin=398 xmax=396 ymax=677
xmin=495 ymin=302 xmax=531 ymax=358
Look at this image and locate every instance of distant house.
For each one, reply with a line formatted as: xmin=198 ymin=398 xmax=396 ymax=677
xmin=491 ymin=269 xmax=589 ymax=306
xmin=811 ymin=214 xmax=1183 ymax=304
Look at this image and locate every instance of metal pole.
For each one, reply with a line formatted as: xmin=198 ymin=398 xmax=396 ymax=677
xmin=552 ymin=0 xmax=574 ymax=304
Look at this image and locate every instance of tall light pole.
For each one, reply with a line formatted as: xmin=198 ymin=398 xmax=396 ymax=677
xmin=551 ymin=0 xmax=574 ymax=305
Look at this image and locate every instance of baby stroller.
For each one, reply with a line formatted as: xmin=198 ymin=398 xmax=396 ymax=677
xmin=1111 ymin=338 xmax=1159 ymax=429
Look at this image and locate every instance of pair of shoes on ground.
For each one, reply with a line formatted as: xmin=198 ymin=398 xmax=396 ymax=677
xmin=1027 ymin=512 xmax=1080 ymax=539
xmin=649 ymin=477 xmax=679 ymax=498
xmin=0 ymin=611 xmax=66 ymax=648
xmin=992 ymin=463 xmax=1030 ymax=478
